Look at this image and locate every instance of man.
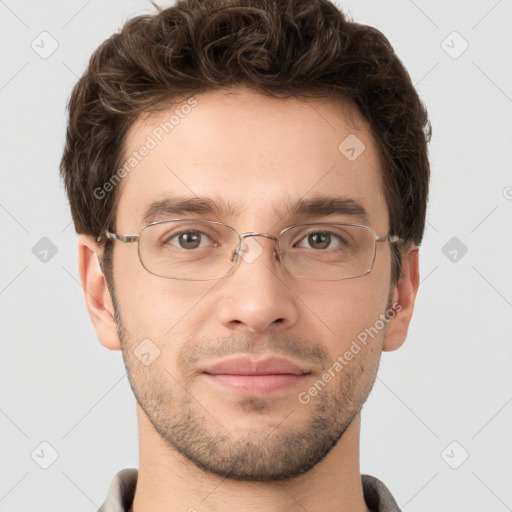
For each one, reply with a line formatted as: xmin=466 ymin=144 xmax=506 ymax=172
xmin=60 ymin=0 xmax=430 ymax=510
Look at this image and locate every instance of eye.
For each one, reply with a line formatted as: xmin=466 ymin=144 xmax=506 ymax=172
xmin=295 ymin=230 xmax=349 ymax=251
xmin=166 ymin=230 xmax=214 ymax=250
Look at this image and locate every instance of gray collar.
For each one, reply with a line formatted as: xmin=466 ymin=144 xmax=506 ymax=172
xmin=98 ymin=469 xmax=402 ymax=512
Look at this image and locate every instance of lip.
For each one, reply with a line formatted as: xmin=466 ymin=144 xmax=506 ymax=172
xmin=201 ymin=356 xmax=311 ymax=376
xmin=200 ymin=356 xmax=311 ymax=397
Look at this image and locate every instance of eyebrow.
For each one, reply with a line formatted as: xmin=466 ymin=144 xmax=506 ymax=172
xmin=142 ymin=194 xmax=370 ymax=226
xmin=283 ymin=196 xmax=370 ymax=225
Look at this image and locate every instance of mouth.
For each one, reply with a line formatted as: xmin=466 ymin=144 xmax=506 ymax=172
xmin=200 ymin=355 xmax=312 ymax=397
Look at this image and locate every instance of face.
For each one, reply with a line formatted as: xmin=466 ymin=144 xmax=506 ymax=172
xmin=107 ymin=88 xmax=397 ymax=481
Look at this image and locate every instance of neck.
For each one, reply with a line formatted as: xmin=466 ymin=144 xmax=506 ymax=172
xmin=131 ymin=406 xmax=370 ymax=512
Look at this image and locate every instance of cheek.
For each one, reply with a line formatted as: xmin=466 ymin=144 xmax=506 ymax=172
xmin=314 ymin=275 xmax=390 ymax=349
xmin=111 ymin=246 xmax=169 ymax=336
xmin=112 ymin=246 xmax=216 ymax=340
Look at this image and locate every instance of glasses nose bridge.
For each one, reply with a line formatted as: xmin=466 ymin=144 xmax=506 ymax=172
xmin=240 ymin=231 xmax=278 ymax=241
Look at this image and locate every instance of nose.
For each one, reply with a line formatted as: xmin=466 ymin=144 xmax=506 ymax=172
xmin=216 ymin=234 xmax=299 ymax=333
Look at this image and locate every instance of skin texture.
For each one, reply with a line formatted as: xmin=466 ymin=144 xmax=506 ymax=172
xmin=78 ymin=87 xmax=419 ymax=512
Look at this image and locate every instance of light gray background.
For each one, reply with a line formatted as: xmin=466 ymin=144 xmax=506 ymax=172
xmin=1 ymin=0 xmax=511 ymax=511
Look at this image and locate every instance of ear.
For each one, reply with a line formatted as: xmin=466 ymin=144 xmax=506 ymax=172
xmin=78 ymin=235 xmax=121 ymax=351
xmin=382 ymin=245 xmax=420 ymax=352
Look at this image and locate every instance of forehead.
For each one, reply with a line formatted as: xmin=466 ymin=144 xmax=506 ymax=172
xmin=115 ymin=88 xmax=389 ymax=233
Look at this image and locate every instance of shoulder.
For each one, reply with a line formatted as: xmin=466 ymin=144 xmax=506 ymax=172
xmin=97 ymin=468 xmax=138 ymax=512
xmin=361 ymin=474 xmax=402 ymax=512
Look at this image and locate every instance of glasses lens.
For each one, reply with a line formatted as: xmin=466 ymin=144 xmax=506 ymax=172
xmin=139 ymin=220 xmax=239 ymax=280
xmin=278 ymin=223 xmax=376 ymax=280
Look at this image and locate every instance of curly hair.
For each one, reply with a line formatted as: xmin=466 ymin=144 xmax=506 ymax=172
xmin=60 ymin=0 xmax=430 ymax=284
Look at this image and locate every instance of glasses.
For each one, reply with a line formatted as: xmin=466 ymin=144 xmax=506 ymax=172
xmin=102 ymin=219 xmax=403 ymax=281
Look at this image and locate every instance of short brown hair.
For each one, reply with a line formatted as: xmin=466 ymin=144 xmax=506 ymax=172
xmin=60 ymin=0 xmax=430 ymax=284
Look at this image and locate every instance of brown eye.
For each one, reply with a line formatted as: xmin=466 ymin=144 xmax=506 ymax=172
xmin=167 ymin=230 xmax=211 ymax=250
xmin=295 ymin=230 xmax=348 ymax=250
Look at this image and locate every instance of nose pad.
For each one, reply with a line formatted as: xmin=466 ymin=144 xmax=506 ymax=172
xmin=230 ymin=248 xmax=238 ymax=263
xmin=230 ymin=240 xmax=249 ymax=262
xmin=274 ymin=248 xmax=284 ymax=263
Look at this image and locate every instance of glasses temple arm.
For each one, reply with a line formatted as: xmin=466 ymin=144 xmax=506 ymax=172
xmin=376 ymin=235 xmax=404 ymax=244
xmin=99 ymin=231 xmax=139 ymax=244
